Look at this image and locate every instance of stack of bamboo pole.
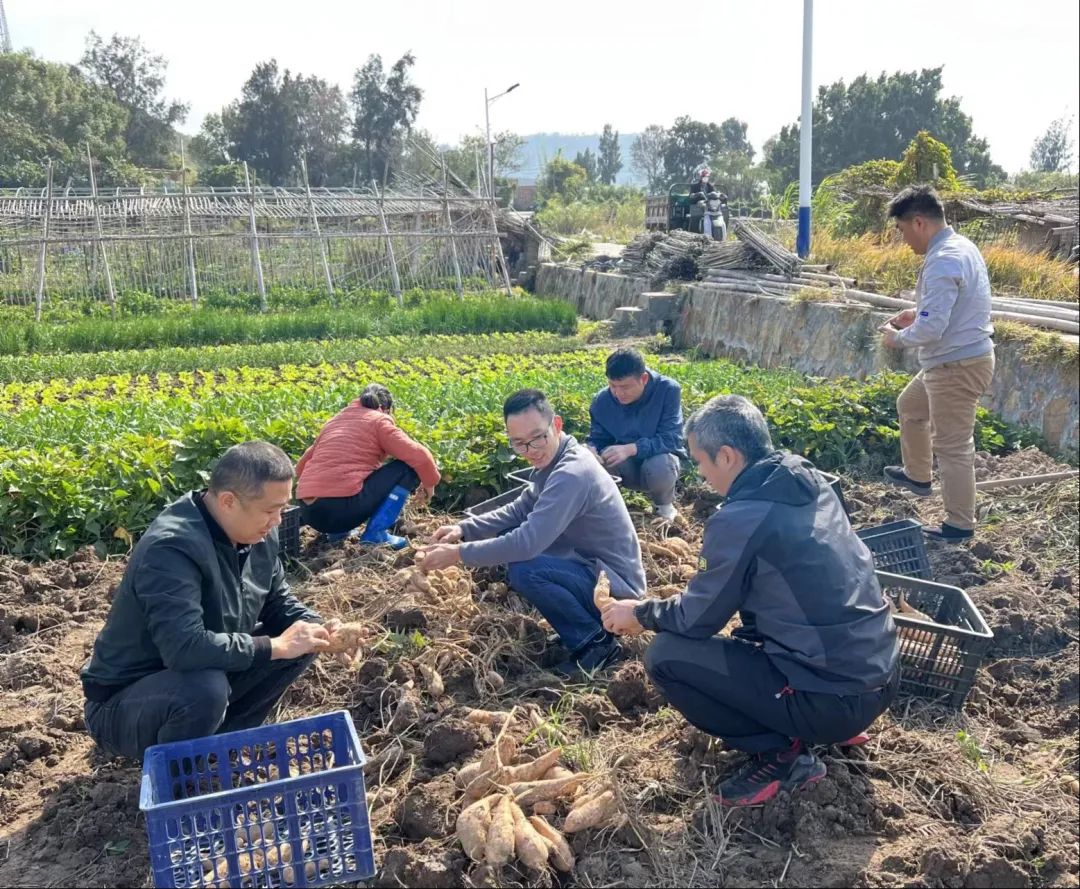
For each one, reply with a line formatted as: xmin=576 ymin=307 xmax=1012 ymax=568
xmin=695 ymin=268 xmax=1080 ymax=335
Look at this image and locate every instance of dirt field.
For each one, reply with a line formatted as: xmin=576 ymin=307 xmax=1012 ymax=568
xmin=0 ymin=448 xmax=1076 ymax=888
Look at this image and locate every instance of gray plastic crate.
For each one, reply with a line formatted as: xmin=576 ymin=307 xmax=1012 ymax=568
xmin=858 ymin=519 xmax=932 ymax=579
xmin=877 ymin=571 xmax=993 ymax=709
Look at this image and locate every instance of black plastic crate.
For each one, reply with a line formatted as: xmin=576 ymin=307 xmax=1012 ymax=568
xmin=857 ymin=519 xmax=932 ymax=579
xmin=507 ymin=467 xmax=534 ymax=487
xmin=877 ymin=571 xmax=993 ymax=708
xmin=280 ymin=505 xmax=302 ymax=559
xmin=464 ymin=484 xmax=526 ymax=518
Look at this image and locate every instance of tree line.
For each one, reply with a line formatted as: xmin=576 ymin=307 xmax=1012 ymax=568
xmin=1 ymin=34 xmax=1075 ymax=197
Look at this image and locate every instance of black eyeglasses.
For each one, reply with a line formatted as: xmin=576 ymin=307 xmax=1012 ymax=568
xmin=509 ymin=430 xmax=550 ymax=454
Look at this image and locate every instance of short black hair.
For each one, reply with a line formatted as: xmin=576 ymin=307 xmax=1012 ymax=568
xmin=209 ymin=441 xmax=294 ymax=499
xmin=605 ymin=347 xmax=647 ymax=380
xmin=887 ymin=185 xmax=946 ymax=223
xmin=503 ymin=388 xmax=555 ymax=422
xmin=359 ymin=383 xmax=393 ymax=411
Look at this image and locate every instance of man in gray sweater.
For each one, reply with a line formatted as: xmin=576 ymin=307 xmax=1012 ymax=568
xmin=880 ymin=185 xmax=995 ymax=541
xmin=418 ymin=389 xmax=646 ymax=675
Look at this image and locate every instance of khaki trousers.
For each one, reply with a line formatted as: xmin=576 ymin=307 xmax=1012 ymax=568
xmin=896 ymin=354 xmax=995 ymax=530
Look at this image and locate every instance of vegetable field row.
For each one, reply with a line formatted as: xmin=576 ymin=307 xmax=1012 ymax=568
xmin=0 ymin=347 xmax=1034 ymax=558
xmin=0 ymin=331 xmax=584 ymax=385
xmin=0 ymin=296 xmax=576 ymax=356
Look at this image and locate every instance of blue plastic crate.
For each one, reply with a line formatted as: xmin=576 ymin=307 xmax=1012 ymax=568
xmin=139 ymin=710 xmax=374 ymax=889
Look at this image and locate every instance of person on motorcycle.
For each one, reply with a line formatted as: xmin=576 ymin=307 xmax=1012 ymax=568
xmin=689 ymin=165 xmax=715 ymax=208
xmin=689 ymin=165 xmax=726 ymax=240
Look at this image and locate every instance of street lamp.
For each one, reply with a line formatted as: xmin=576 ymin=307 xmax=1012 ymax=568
xmin=484 ymin=82 xmax=520 ymax=200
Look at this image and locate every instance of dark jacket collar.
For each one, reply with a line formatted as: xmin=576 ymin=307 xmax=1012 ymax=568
xmin=194 ymin=491 xmax=248 ymax=552
xmin=726 ymin=452 xmax=819 ymax=506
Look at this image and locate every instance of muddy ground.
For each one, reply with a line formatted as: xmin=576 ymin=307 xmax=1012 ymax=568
xmin=0 ymin=448 xmax=1076 ymax=888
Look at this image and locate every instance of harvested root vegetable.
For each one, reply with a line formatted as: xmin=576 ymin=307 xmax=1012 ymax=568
xmin=464 ymin=765 xmax=509 ymax=802
xmin=465 ymin=708 xmax=512 ymax=728
xmin=483 ymin=670 xmax=506 ymax=691
xmin=1063 ymin=776 xmax=1080 ymax=797
xmin=318 ymin=568 xmax=346 ymax=583
xmin=266 ymin=842 xmax=293 ymax=866
xmin=529 ymin=815 xmax=575 ymax=873
xmin=895 ymin=591 xmax=933 ymax=623
xmin=464 ymin=720 xmax=518 ymax=800
xmin=531 ymin=800 xmax=557 ymax=817
xmin=456 ymin=795 xmax=496 ymax=862
xmin=400 ymin=566 xmax=433 ymax=593
xmin=646 ymin=541 xmax=682 ymax=561
xmin=323 ymin=622 xmax=368 ymax=654
xmin=510 ymin=774 xmax=589 ymax=807
xmin=567 ymin=787 xmax=600 ymax=812
xmin=564 ymin=789 xmax=617 ymax=833
xmin=418 ymin=664 xmax=445 ymax=696
xmin=472 ymin=730 xmax=515 ymax=771
xmin=485 ymin=796 xmax=516 ymax=867
xmin=281 ymin=862 xmax=318 ymax=886
xmin=456 ymin=761 xmax=487 ymax=788
xmin=593 ymin=570 xmax=613 ymax=611
xmin=662 ymin=537 xmax=695 ymax=558
xmin=542 ymin=765 xmax=574 ymax=781
xmin=505 ymin=748 xmax=562 ymax=783
xmin=511 ymin=800 xmax=551 ymax=871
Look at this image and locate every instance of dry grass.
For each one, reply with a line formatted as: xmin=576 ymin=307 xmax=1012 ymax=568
xmin=810 ymin=231 xmax=922 ymax=294
xmin=993 ymin=321 xmax=1079 ymax=369
xmin=983 ymin=244 xmax=1079 ymax=302
xmin=811 ymin=231 xmax=1079 ymax=302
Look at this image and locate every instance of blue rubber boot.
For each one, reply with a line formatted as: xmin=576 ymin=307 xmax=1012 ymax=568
xmin=359 ymin=485 xmax=411 ymax=550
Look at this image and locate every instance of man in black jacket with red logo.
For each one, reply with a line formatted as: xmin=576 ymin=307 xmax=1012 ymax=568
xmin=81 ymin=442 xmax=355 ymax=761
xmin=602 ymin=395 xmax=899 ymax=807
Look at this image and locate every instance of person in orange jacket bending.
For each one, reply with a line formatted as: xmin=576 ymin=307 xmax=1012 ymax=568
xmin=296 ymin=384 xmax=440 ymax=549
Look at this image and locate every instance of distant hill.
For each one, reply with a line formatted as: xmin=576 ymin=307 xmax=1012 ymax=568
xmin=515 ymin=132 xmax=643 ymax=186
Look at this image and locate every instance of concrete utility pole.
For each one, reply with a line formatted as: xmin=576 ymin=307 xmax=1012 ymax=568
xmin=796 ymin=0 xmax=814 ymax=258
xmin=0 ymin=0 xmax=13 ymax=53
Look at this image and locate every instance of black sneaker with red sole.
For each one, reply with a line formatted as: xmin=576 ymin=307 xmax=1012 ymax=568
xmin=713 ymin=743 xmax=827 ymax=807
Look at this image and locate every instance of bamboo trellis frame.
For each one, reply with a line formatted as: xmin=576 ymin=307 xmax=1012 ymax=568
xmin=1 ymin=154 xmax=510 ymax=311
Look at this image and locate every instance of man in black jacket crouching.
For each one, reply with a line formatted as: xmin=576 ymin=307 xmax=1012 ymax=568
xmin=602 ymin=395 xmax=899 ymax=807
xmin=81 ymin=441 xmax=352 ymax=760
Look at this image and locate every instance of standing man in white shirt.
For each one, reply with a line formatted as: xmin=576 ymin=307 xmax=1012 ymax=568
xmin=880 ymin=185 xmax=995 ymax=542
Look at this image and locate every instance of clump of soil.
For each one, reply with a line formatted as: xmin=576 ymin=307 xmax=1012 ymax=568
xmin=606 ymin=661 xmax=664 ymax=714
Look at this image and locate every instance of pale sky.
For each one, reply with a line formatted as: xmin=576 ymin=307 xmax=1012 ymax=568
xmin=9 ymin=0 xmax=1080 ymax=173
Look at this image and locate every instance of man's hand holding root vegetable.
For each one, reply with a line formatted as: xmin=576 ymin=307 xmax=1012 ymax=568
xmin=594 ymin=569 xmax=645 ymax=637
xmin=600 ymin=599 xmax=645 ymax=637
xmin=414 ymin=524 xmax=464 ymax=571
